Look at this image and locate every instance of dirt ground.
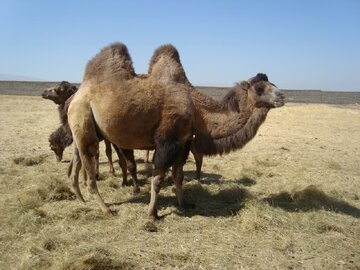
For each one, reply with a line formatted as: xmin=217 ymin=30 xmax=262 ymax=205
xmin=0 ymin=95 xmax=359 ymax=270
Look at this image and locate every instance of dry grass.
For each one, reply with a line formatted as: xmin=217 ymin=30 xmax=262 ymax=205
xmin=0 ymin=95 xmax=360 ymax=269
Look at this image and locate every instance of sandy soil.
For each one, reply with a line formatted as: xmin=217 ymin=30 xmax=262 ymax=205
xmin=0 ymin=95 xmax=359 ymax=269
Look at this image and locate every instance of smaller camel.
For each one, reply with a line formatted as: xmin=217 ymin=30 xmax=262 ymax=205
xmin=42 ymin=82 xmax=139 ymax=190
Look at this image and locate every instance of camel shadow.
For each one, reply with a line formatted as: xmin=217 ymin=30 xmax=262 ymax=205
xmin=229 ymin=177 xmax=257 ymax=186
xmin=184 ymin=170 xmax=222 ymax=184
xmin=119 ymin=183 xmax=251 ymax=218
xmin=184 ymin=171 xmax=257 ymax=187
xmin=178 ymin=184 xmax=251 ymax=217
xmin=264 ymin=185 xmax=360 ymax=218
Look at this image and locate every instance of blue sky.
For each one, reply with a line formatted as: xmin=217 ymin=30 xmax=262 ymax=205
xmin=1 ymin=0 xmax=359 ymax=91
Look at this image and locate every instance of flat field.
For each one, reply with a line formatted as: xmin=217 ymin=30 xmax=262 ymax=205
xmin=0 ymin=95 xmax=359 ymax=269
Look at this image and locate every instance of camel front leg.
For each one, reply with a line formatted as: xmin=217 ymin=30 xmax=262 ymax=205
xmin=144 ymin=150 xmax=150 ymax=163
xmin=148 ymin=168 xmax=165 ymax=220
xmin=191 ymin=145 xmax=203 ymax=180
xmin=172 ymin=164 xmax=185 ymax=207
xmin=172 ymin=164 xmax=195 ymax=210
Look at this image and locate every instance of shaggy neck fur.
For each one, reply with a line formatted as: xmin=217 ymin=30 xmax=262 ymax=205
xmin=191 ymin=85 xmax=270 ymax=155
xmin=57 ymin=104 xmax=67 ymax=125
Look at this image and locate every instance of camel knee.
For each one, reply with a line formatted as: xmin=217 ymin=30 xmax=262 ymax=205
xmin=154 ymin=138 xmax=181 ymax=169
xmin=152 ymin=175 xmax=163 ymax=193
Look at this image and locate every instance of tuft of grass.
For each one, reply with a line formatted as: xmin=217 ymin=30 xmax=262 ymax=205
xmin=36 ymin=178 xmax=76 ymax=202
xmin=241 ymin=166 xmax=264 ymax=178
xmin=63 ymin=253 xmax=136 ymax=270
xmin=42 ymin=238 xmax=60 ymax=252
xmin=327 ymin=160 xmax=342 ymax=170
xmin=67 ymin=207 xmax=106 ymax=221
xmin=13 ymin=154 xmax=47 ymax=166
xmin=255 ymin=158 xmax=279 ymax=168
xmin=317 ymin=223 xmax=345 ymax=234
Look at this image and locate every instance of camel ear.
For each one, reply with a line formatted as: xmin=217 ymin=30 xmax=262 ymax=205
xmin=67 ymin=85 xmax=77 ymax=94
xmin=240 ymin=81 xmax=250 ymax=90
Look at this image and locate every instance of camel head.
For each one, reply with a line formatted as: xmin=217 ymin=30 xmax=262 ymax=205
xmin=42 ymin=81 xmax=77 ymax=105
xmin=241 ymin=73 xmax=285 ymax=108
xmin=49 ymin=130 xmax=64 ymax=162
xmin=48 ymin=127 xmax=72 ymax=162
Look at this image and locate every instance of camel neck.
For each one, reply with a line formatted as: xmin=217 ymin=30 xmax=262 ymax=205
xmin=191 ymin=89 xmax=269 ymax=155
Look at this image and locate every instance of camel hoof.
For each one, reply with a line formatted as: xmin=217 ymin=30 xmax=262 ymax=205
xmin=133 ymin=186 xmax=140 ymax=194
xmin=121 ymin=181 xmax=129 ymax=187
xmin=144 ymin=221 xmax=158 ymax=232
xmin=148 ymin=208 xmax=160 ymax=221
xmin=179 ymin=201 xmax=196 ymax=210
xmin=102 ymin=207 xmax=114 ymax=216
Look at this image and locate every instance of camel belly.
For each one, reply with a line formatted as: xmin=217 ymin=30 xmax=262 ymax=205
xmin=91 ymin=100 xmax=160 ymax=149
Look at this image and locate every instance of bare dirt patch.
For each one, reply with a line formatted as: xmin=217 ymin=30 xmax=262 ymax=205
xmin=0 ymin=96 xmax=359 ymax=269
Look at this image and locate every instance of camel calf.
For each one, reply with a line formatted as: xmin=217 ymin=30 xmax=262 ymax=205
xmin=42 ymin=81 xmax=139 ymax=191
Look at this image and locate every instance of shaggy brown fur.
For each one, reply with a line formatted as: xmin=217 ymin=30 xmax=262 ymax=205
xmin=191 ymin=76 xmax=284 ymax=156
xmin=49 ymin=126 xmax=73 ymax=162
xmin=68 ymin=42 xmax=284 ymax=219
xmin=148 ymin=45 xmax=191 ymax=86
xmin=84 ymin=43 xmax=136 ymax=82
xmin=191 ymin=74 xmax=278 ymax=179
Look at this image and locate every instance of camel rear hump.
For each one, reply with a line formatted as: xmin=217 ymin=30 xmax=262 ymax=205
xmin=148 ymin=44 xmax=191 ymax=86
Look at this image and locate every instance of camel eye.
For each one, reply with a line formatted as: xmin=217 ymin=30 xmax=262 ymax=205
xmin=255 ymin=87 xmax=264 ymax=95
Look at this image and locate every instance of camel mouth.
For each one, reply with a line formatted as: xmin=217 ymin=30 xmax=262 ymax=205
xmin=273 ymin=92 xmax=285 ymax=108
xmin=56 ymin=154 xmax=62 ymax=162
xmin=42 ymin=90 xmax=58 ymax=101
xmin=41 ymin=92 xmax=49 ymax=98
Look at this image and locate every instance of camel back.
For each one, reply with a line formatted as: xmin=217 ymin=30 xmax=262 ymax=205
xmin=148 ymin=44 xmax=191 ymax=86
xmin=83 ymin=43 xmax=136 ymax=82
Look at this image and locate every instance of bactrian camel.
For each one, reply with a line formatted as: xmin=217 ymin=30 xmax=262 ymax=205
xmin=68 ymin=43 xmax=285 ymax=219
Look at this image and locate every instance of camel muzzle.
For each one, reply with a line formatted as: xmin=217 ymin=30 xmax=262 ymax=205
xmin=273 ymin=92 xmax=285 ymax=107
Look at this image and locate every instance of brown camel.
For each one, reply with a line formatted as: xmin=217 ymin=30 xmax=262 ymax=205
xmin=68 ymin=43 xmax=284 ymax=219
xmin=42 ymin=82 xmax=139 ymax=190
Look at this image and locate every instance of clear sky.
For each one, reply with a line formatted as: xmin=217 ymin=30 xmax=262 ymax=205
xmin=1 ymin=0 xmax=359 ymax=91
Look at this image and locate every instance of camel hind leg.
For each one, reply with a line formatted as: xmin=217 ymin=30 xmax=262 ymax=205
xmin=104 ymin=139 xmax=115 ymax=175
xmin=122 ymin=149 xmax=140 ymax=194
xmin=79 ymin=142 xmax=111 ymax=215
xmin=68 ymin=142 xmax=85 ymax=202
xmin=68 ymin=101 xmax=110 ymax=214
xmin=112 ymin=144 xmax=128 ymax=186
